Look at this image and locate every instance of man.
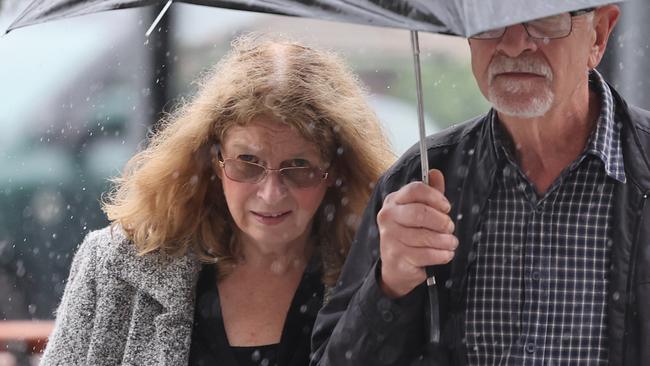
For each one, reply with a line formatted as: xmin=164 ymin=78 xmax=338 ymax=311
xmin=312 ymin=4 xmax=650 ymax=365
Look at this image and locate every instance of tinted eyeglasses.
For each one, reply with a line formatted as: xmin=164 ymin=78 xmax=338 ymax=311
xmin=470 ymin=8 xmax=595 ymax=40
xmin=218 ymin=157 xmax=329 ymax=189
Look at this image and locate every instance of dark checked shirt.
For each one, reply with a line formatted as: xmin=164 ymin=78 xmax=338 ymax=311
xmin=465 ymin=70 xmax=625 ymax=366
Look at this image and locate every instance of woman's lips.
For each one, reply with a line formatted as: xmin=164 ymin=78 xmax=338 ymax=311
xmin=251 ymin=210 xmax=291 ymax=225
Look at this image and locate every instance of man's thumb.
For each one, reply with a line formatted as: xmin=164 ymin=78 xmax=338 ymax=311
xmin=428 ymin=169 xmax=445 ymax=194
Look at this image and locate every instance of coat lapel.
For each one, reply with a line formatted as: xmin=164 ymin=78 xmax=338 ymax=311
xmin=106 ymin=229 xmax=202 ymax=365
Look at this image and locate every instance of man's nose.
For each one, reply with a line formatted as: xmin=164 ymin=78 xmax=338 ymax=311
xmin=256 ymin=171 xmax=288 ymax=204
xmin=495 ymin=24 xmax=539 ymax=57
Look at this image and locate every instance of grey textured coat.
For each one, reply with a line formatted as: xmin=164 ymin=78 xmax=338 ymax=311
xmin=40 ymin=226 xmax=202 ymax=366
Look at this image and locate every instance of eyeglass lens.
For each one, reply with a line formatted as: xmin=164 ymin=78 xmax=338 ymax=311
xmin=222 ymin=159 xmax=325 ymax=188
xmin=471 ymin=12 xmax=573 ymax=40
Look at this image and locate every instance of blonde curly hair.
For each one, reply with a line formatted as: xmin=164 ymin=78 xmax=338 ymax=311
xmin=102 ymin=34 xmax=394 ymax=285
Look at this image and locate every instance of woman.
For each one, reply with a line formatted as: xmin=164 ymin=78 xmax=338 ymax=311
xmin=40 ymin=35 xmax=393 ymax=366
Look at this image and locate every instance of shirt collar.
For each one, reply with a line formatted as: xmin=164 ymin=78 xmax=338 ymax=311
xmin=586 ymin=69 xmax=626 ymax=183
xmin=488 ymin=69 xmax=626 ymax=183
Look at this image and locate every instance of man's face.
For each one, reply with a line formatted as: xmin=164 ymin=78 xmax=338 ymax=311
xmin=468 ymin=7 xmax=618 ymax=119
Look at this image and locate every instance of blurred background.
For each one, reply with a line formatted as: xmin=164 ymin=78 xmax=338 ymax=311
xmin=0 ymin=0 xmax=647 ymax=364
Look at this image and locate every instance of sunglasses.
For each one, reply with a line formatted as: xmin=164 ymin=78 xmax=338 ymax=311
xmin=470 ymin=8 xmax=596 ymax=40
xmin=217 ymin=157 xmax=329 ymax=189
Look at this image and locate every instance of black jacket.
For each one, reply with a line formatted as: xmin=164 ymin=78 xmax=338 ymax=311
xmin=311 ymin=87 xmax=650 ymax=365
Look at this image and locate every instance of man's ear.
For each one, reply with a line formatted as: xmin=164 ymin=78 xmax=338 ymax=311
xmin=588 ymin=5 xmax=620 ymax=69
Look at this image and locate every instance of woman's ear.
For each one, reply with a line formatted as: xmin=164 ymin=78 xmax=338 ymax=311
xmin=215 ymin=161 xmax=224 ymax=180
xmin=210 ymin=144 xmax=224 ymax=179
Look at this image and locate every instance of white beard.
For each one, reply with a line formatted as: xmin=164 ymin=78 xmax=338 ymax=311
xmin=487 ymin=54 xmax=554 ymax=118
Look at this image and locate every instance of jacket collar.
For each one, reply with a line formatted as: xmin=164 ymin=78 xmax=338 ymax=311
xmin=611 ymin=86 xmax=650 ymax=192
xmin=104 ymin=227 xmax=202 ymax=365
xmin=106 ymin=227 xmax=201 ymax=312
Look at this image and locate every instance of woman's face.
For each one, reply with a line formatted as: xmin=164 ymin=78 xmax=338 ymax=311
xmin=218 ymin=117 xmax=331 ymax=254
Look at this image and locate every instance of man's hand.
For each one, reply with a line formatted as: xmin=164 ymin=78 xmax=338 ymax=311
xmin=378 ymin=169 xmax=458 ymax=298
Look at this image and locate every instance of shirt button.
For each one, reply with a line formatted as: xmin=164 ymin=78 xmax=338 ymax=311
xmin=532 ymin=271 xmax=541 ymax=281
xmin=525 ymin=342 xmax=536 ymax=354
xmin=381 ymin=310 xmax=394 ymax=323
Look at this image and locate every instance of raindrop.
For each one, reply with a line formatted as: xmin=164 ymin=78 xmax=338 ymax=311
xmin=612 ymin=291 xmax=620 ymax=301
xmin=16 ymin=261 xmax=26 ymax=277
xmin=28 ymin=304 xmax=37 ymax=315
xmin=324 ymin=204 xmax=336 ymax=222
xmin=345 ymin=350 xmax=353 ymax=360
xmin=542 ymin=37 xmax=550 ymax=45
xmin=471 ymin=204 xmax=480 ymax=215
xmin=445 ymin=279 xmax=453 ymax=288
xmin=299 ymin=304 xmax=308 ymax=313
xmin=345 ymin=214 xmax=358 ymax=227
xmin=251 ymin=350 xmax=261 ymax=362
xmin=336 ymin=147 xmax=344 ymax=156
xmin=189 ymin=175 xmax=199 ymax=185
xmin=368 ymin=225 xmax=378 ymax=239
xmin=457 ymin=165 xmax=469 ymax=178
xmin=468 ymin=251 xmax=477 ymax=262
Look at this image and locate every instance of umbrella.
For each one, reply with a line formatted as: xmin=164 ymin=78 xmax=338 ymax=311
xmin=6 ymin=0 xmax=622 ymax=38
xmin=4 ymin=0 xmax=624 ymax=345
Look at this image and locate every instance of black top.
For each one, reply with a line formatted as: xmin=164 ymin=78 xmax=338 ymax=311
xmin=231 ymin=344 xmax=279 ymax=366
xmin=188 ymin=257 xmax=324 ymax=366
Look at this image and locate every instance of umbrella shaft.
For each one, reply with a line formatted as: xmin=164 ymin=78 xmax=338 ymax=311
xmin=410 ymin=31 xmax=429 ymax=186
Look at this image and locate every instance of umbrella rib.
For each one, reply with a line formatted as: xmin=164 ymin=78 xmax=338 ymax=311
xmin=145 ymin=0 xmax=173 ymax=37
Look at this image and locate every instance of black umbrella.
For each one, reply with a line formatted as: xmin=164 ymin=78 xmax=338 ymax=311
xmin=4 ymin=0 xmax=624 ymax=345
xmin=6 ymin=0 xmax=622 ymax=37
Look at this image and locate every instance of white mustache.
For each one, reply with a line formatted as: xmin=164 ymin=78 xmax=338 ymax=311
xmin=488 ymin=55 xmax=553 ymax=83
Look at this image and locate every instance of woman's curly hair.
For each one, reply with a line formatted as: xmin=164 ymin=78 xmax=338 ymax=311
xmin=102 ymin=34 xmax=394 ymax=285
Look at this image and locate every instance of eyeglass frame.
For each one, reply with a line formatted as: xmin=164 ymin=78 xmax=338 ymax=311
xmin=217 ymin=156 xmax=329 ymax=188
xmin=469 ymin=8 xmax=596 ymax=40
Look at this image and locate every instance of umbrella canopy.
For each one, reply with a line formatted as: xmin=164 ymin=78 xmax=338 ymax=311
xmin=7 ymin=0 xmax=622 ymax=37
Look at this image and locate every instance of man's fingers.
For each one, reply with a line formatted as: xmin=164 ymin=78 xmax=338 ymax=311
xmin=384 ymin=243 xmax=455 ymax=269
xmin=428 ymin=168 xmax=445 ymax=194
xmin=386 ymin=203 xmax=455 ymax=233
xmin=388 ymin=182 xmax=451 ymax=213
xmin=392 ymin=227 xmax=458 ymax=250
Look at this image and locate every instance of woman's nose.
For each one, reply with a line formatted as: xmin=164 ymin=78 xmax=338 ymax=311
xmin=256 ymin=171 xmax=289 ymax=204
